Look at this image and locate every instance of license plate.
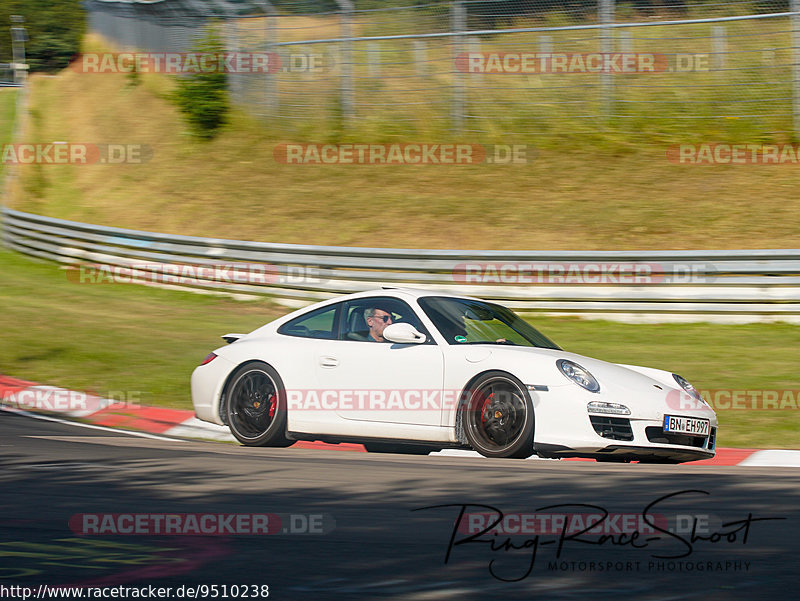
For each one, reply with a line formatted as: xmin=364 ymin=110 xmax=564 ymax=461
xmin=663 ymin=415 xmax=710 ymax=436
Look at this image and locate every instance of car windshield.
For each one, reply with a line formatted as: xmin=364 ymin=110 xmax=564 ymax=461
xmin=418 ymin=296 xmax=561 ymax=349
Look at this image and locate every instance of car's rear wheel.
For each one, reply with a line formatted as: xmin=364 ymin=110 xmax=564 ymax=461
xmin=461 ymin=371 xmax=534 ymax=459
xmin=225 ymin=361 xmax=292 ymax=447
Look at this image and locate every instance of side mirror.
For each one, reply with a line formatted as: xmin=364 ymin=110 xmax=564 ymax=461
xmin=382 ymin=323 xmax=427 ymax=344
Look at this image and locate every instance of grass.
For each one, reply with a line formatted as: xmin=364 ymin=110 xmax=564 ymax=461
xmin=0 ymin=249 xmax=284 ymax=410
xmin=0 ymin=249 xmax=798 ymax=449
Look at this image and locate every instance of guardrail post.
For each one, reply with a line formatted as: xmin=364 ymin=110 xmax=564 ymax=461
xmin=451 ymin=1 xmax=466 ymax=133
xmin=336 ymin=0 xmax=355 ymax=123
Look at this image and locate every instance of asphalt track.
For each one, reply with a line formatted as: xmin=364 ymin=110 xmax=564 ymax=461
xmin=1 ymin=411 xmax=799 ymax=601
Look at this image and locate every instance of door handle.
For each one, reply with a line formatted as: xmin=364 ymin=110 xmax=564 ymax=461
xmin=320 ymin=356 xmax=339 ymax=368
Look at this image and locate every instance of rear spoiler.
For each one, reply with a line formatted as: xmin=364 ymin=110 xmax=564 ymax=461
xmin=221 ymin=333 xmax=246 ymax=344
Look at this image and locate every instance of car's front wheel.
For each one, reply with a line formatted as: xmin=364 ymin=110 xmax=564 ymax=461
xmin=225 ymin=361 xmax=292 ymax=447
xmin=461 ymin=371 xmax=534 ymax=459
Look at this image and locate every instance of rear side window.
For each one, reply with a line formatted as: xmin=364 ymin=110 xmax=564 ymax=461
xmin=278 ymin=305 xmax=340 ymax=340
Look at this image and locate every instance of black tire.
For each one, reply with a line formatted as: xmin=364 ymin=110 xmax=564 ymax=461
xmin=363 ymin=442 xmax=436 ymax=455
xmin=225 ymin=361 xmax=292 ymax=447
xmin=461 ymin=371 xmax=534 ymax=459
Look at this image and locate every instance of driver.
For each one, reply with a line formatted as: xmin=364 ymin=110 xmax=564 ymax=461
xmin=364 ymin=307 xmax=393 ymax=342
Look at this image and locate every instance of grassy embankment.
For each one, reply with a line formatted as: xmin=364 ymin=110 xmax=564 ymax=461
xmin=6 ymin=30 xmax=800 ymax=250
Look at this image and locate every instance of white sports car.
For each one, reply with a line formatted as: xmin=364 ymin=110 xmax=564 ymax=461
xmin=191 ymin=288 xmax=717 ymax=462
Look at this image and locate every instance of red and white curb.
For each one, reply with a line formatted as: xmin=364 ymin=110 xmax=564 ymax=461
xmin=2 ymin=374 xmax=798 ymax=466
xmin=0 ymin=374 xmax=363 ymax=453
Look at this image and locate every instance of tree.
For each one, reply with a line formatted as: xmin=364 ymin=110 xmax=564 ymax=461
xmin=0 ymin=0 xmax=85 ymax=72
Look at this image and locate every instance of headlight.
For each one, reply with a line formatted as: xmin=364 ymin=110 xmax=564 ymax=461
xmin=557 ymin=359 xmax=600 ymax=393
xmin=672 ymin=374 xmax=708 ymax=405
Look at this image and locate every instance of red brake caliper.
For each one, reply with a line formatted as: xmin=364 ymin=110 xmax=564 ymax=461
xmin=480 ymin=392 xmax=494 ymax=423
xmin=268 ymin=394 xmax=276 ymax=419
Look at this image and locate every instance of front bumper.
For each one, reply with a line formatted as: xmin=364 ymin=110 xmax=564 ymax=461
xmin=531 ymin=384 xmax=718 ymax=463
xmin=535 ymin=442 xmax=715 ymax=463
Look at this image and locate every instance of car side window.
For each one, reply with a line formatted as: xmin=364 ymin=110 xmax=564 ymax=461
xmin=278 ymin=304 xmax=340 ymax=340
xmin=339 ymin=297 xmax=432 ymax=343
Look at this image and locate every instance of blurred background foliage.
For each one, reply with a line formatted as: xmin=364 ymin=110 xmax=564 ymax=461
xmin=0 ymin=0 xmax=85 ymax=72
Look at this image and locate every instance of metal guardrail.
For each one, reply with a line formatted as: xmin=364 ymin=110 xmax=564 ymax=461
xmin=2 ymin=206 xmax=800 ymax=320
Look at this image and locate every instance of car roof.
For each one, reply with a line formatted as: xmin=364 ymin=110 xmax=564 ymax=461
xmin=271 ymin=287 xmax=482 ymax=325
xmin=253 ymin=287 xmax=494 ymax=335
xmin=344 ymin=287 xmax=482 ymax=302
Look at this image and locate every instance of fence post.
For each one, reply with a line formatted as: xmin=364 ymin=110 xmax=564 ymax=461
xmin=618 ymin=29 xmax=632 ymax=53
xmin=539 ymin=34 xmax=553 ymax=55
xmin=451 ymin=1 xmax=466 ymax=133
xmin=792 ymin=0 xmax=800 ymax=137
xmin=224 ymin=20 xmax=243 ymax=104
xmin=367 ymin=42 xmax=380 ymax=78
xmin=712 ymin=26 xmax=727 ymax=72
xmin=266 ymin=12 xmax=279 ymax=118
xmin=256 ymin=1 xmax=279 ymax=119
xmin=336 ymin=0 xmax=355 ymax=122
xmin=413 ymin=40 xmax=427 ymax=76
xmin=10 ymin=17 xmax=27 ymax=85
xmin=599 ymin=0 xmax=614 ymax=119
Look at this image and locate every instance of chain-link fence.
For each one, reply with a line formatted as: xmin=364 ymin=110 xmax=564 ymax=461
xmin=83 ymin=0 xmax=800 ymax=142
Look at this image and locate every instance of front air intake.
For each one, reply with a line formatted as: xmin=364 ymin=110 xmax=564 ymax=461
xmin=590 ymin=416 xmax=634 ymax=441
xmin=645 ymin=427 xmax=706 ymax=448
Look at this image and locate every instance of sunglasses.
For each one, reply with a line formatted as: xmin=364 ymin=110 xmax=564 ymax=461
xmin=370 ymin=314 xmax=391 ymax=323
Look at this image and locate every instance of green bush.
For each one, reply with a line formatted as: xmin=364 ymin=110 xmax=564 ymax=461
xmin=171 ymin=26 xmax=229 ymax=140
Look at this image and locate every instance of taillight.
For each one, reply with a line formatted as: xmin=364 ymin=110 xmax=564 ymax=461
xmin=201 ymin=352 xmax=217 ymax=366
